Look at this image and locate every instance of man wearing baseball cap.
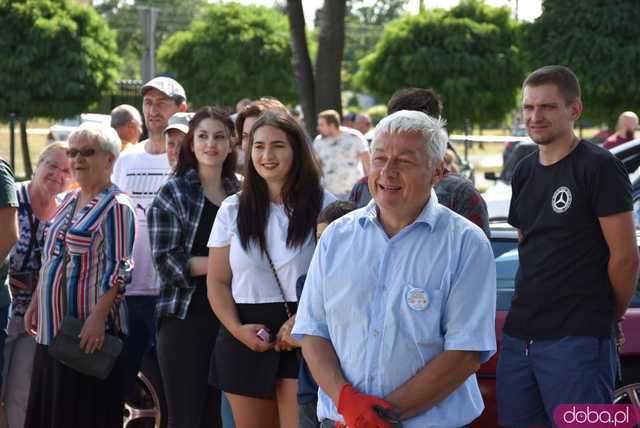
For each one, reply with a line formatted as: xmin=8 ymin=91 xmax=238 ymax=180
xmin=163 ymin=112 xmax=192 ymax=169
xmin=112 ymin=76 xmax=188 ymax=397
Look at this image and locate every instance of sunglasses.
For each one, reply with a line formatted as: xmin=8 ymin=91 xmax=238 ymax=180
xmin=67 ymin=148 xmax=98 ymax=158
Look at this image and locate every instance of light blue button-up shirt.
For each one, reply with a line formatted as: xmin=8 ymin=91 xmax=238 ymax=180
xmin=292 ymin=191 xmax=497 ymax=428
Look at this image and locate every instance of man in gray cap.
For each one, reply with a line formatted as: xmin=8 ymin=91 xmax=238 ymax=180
xmin=112 ymin=76 xmax=188 ymax=396
xmin=110 ymin=104 xmax=143 ymax=152
xmin=164 ymin=112 xmax=192 ymax=169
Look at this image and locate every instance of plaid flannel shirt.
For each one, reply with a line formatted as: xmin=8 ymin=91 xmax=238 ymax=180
xmin=147 ymin=168 xmax=239 ymax=319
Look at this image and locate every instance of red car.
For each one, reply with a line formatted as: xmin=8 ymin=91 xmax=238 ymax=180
xmin=470 ymin=222 xmax=640 ymax=427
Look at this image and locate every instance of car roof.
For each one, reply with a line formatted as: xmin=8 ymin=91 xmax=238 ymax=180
xmin=490 ymin=221 xmax=640 ymax=242
xmin=80 ymin=113 xmax=111 ymax=123
xmin=610 ymin=138 xmax=640 ymax=173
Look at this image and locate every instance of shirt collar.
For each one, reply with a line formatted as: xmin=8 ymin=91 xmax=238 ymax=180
xmin=358 ymin=189 xmax=441 ymax=231
xmin=184 ymin=168 xmax=200 ymax=187
xmin=183 ymin=167 xmax=240 ymax=195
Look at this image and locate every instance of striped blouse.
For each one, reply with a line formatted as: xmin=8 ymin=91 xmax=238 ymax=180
xmin=35 ymin=184 xmax=136 ymax=346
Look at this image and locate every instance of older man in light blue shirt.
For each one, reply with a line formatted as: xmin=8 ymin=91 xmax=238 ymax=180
xmin=292 ymin=110 xmax=496 ymax=428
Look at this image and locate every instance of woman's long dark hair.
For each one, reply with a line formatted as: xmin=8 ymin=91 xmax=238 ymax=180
xmin=237 ymin=110 xmax=323 ymax=254
xmin=174 ymin=106 xmax=237 ymax=185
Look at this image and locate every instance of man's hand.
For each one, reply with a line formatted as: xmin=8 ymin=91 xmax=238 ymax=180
xmin=275 ymin=315 xmax=299 ymax=351
xmin=338 ymin=384 xmax=395 ymax=428
xmin=615 ymin=320 xmax=625 ymax=349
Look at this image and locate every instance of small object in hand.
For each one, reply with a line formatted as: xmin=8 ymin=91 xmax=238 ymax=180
xmin=373 ymin=405 xmax=402 ymax=427
xmin=256 ymin=328 xmax=271 ymax=342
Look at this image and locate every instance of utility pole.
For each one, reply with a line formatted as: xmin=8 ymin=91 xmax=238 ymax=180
xmin=138 ymin=6 xmax=160 ymax=83
xmin=508 ymin=0 xmax=520 ymax=21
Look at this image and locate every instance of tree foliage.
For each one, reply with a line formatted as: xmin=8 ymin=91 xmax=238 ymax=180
xmin=0 ymin=0 xmax=120 ymax=119
xmin=96 ymin=0 xmax=207 ymax=79
xmin=355 ymin=0 xmax=525 ymax=130
xmin=342 ymin=0 xmax=408 ymax=90
xmin=158 ymin=3 xmax=296 ymax=108
xmin=523 ymin=0 xmax=640 ymax=127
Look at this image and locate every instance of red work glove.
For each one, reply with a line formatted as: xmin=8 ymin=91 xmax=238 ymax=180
xmin=337 ymin=384 xmax=395 ymax=428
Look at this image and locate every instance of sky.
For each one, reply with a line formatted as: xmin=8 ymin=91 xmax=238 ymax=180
xmin=233 ymin=0 xmax=543 ymax=25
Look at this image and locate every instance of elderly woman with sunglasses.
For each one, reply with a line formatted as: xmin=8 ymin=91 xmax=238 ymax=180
xmin=24 ymin=123 xmax=136 ymax=428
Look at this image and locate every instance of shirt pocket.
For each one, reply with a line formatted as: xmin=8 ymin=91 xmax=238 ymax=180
xmin=398 ymin=283 xmax=444 ymax=347
xmin=65 ymin=228 xmax=96 ymax=256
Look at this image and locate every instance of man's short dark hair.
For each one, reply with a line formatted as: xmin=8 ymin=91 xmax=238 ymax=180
xmin=318 ymin=110 xmax=341 ymax=128
xmin=318 ymin=200 xmax=356 ymax=224
xmin=523 ymin=65 xmax=581 ymax=105
xmin=387 ymin=88 xmax=443 ymax=118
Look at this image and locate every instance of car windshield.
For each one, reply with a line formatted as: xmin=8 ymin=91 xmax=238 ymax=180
xmin=501 ymin=143 xmax=538 ymax=183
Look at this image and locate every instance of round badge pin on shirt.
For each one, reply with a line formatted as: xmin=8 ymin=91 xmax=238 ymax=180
xmin=406 ymin=288 xmax=429 ymax=311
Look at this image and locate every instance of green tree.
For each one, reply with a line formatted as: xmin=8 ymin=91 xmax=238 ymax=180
xmin=0 ymin=0 xmax=121 ymax=119
xmin=96 ymin=0 xmax=207 ymax=79
xmin=355 ymin=0 xmax=525 ymax=130
xmin=0 ymin=0 xmax=120 ymax=176
xmin=158 ymin=3 xmax=296 ymax=108
xmin=343 ymin=0 xmax=408 ymax=90
xmin=523 ymin=0 xmax=640 ymax=128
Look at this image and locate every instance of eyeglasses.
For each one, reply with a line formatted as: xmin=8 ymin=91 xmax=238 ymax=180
xmin=67 ymin=148 xmax=97 ymax=158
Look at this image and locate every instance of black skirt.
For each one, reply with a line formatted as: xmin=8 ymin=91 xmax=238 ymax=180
xmin=210 ymin=302 xmax=299 ymax=400
xmin=25 ymin=343 xmax=127 ymax=428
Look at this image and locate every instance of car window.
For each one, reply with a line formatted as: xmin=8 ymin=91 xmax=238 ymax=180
xmin=58 ymin=117 xmax=81 ymax=127
xmin=491 ymin=243 xmax=640 ymax=310
xmin=491 ymin=239 xmax=518 ymax=259
xmin=501 ymin=144 xmax=538 ymax=183
xmin=495 ymin=249 xmax=517 ymax=310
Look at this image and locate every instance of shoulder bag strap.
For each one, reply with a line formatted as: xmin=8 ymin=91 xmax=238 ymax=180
xmin=19 ymin=186 xmax=40 ymax=272
xmin=264 ymin=250 xmax=293 ymax=319
xmin=22 ymin=204 xmax=40 ymax=272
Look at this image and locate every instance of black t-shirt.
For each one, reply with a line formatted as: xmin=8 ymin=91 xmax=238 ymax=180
xmin=191 ymin=198 xmax=219 ymax=288
xmin=505 ymin=140 xmax=632 ymax=340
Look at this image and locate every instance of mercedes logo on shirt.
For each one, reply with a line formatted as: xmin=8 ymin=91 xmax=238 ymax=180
xmin=551 ymin=186 xmax=572 ymax=213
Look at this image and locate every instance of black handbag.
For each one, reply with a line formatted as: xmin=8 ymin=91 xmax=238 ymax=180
xmin=48 ymin=316 xmax=123 ymax=380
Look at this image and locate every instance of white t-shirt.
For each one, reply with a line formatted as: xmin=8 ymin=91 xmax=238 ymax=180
xmin=313 ymin=127 xmax=369 ymax=196
xmin=112 ymin=141 xmax=172 ymax=296
xmin=208 ymin=191 xmax=336 ymax=304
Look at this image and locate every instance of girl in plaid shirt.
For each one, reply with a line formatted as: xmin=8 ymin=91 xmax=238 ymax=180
xmin=148 ymin=107 xmax=239 ymax=428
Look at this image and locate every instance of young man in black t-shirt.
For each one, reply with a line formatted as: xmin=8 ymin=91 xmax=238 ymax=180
xmin=496 ymin=65 xmax=639 ymax=428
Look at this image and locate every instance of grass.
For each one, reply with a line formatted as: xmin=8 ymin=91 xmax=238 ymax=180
xmin=0 ymin=130 xmax=49 ymax=181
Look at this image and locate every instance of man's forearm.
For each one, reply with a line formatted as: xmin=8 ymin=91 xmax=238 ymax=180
xmin=301 ymin=335 xmax=347 ymax=404
xmin=384 ymin=350 xmax=481 ymax=420
xmin=599 ymin=212 xmax=639 ymax=320
xmin=609 ymin=254 xmax=639 ymax=320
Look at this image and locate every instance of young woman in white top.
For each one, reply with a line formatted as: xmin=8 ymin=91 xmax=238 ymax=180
xmin=207 ymin=109 xmax=335 ymax=428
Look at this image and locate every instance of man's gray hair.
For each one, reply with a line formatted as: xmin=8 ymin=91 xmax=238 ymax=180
xmin=68 ymin=122 xmax=121 ymax=161
xmin=110 ymin=104 xmax=142 ymax=129
xmin=374 ymin=110 xmax=448 ymax=168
